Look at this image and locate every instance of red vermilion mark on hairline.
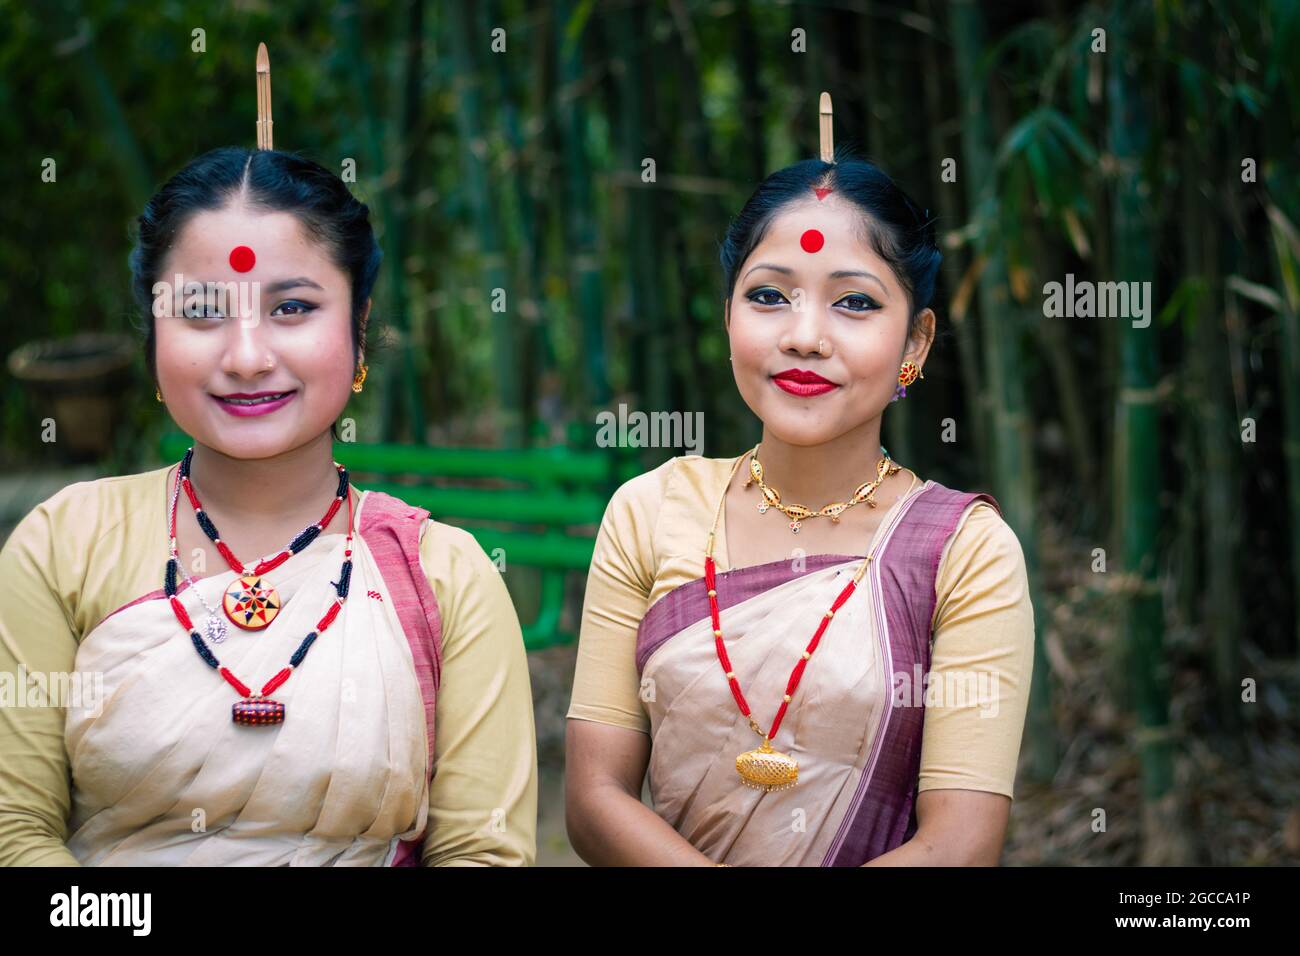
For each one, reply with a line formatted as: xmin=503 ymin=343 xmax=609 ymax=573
xmin=229 ymin=246 xmax=256 ymax=272
xmin=814 ymin=186 xmax=832 ymax=200
xmin=800 ymin=229 xmax=825 ymax=253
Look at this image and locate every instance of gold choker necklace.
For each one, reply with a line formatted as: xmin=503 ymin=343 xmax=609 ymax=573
xmin=743 ymin=443 xmax=901 ymax=533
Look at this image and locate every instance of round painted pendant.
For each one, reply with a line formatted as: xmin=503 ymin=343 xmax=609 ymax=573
xmin=222 ymin=574 xmax=281 ymax=631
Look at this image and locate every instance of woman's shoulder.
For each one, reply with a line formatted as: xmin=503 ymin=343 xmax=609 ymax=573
xmin=0 ymin=467 xmax=171 ymax=635
xmin=932 ymin=491 xmax=1030 ymax=614
xmin=605 ymin=452 xmax=740 ymax=516
xmin=414 ymin=515 xmax=522 ymax=649
xmin=354 ymin=486 xmax=493 ymax=578
xmin=912 ymin=480 xmax=1014 ymax=547
xmin=596 ymin=453 xmax=740 ymax=556
xmin=947 ymin=495 xmax=1022 ymax=556
xmin=5 ymin=465 xmax=169 ymax=551
xmin=416 ymin=514 xmax=494 ymax=571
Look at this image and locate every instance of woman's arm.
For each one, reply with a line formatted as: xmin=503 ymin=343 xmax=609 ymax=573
xmin=565 ymin=463 xmax=715 ymax=865
xmin=565 ymin=718 xmax=714 ymax=866
xmin=418 ymin=523 xmax=538 ymax=866
xmin=863 ymin=790 xmax=1011 ymax=866
xmin=0 ymin=501 xmax=82 ymax=866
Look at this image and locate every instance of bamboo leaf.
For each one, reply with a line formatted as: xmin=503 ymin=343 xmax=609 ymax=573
xmin=1009 ymin=261 xmax=1033 ymax=304
xmin=1024 ymin=138 xmax=1054 ymax=210
xmin=1040 ymin=107 xmax=1099 ymax=165
xmin=1265 ymin=204 xmax=1300 ymax=311
xmin=1231 ymin=81 xmax=1264 ymax=118
xmin=977 ymin=19 xmax=1058 ymax=84
xmin=1226 ymin=274 xmax=1285 ymax=313
xmin=1156 ymin=276 xmax=1208 ymax=329
xmin=563 ymin=0 xmax=597 ymax=53
xmin=949 ymin=254 xmax=988 ymax=324
xmin=996 ymin=110 xmax=1045 ymax=166
xmin=1062 ymin=207 xmax=1092 ymax=259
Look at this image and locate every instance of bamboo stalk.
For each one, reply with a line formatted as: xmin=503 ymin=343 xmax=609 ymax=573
xmin=949 ymin=0 xmax=1056 ymax=785
xmin=1109 ymin=7 xmax=1188 ymax=864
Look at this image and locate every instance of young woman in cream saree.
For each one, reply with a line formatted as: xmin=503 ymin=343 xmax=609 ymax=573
xmin=565 ymin=151 xmax=1034 ymax=867
xmin=0 ymin=147 xmax=536 ymax=866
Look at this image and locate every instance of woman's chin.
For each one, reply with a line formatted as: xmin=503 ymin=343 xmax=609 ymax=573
xmin=186 ymin=416 xmax=315 ymax=461
xmin=757 ymin=417 xmax=847 ymax=448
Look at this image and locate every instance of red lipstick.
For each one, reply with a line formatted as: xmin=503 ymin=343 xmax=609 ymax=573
xmin=772 ymin=369 xmax=838 ymax=397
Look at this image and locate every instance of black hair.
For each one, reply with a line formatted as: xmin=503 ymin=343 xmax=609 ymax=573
xmin=128 ymin=146 xmax=383 ymax=442
xmin=719 ymin=153 xmax=942 ymax=344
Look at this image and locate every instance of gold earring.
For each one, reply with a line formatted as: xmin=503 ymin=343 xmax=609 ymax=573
xmin=352 ymin=363 xmax=368 ymax=393
xmin=898 ymin=361 xmax=923 ymax=387
xmin=155 ymin=388 xmax=163 ymax=403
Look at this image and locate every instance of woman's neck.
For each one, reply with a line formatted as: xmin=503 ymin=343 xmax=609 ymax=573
xmin=186 ymin=432 xmax=340 ymax=523
xmin=753 ymin=418 xmax=895 ymax=505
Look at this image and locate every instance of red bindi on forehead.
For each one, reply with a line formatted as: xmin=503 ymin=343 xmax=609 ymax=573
xmin=800 ymin=229 xmax=825 ymax=253
xmin=229 ymin=246 xmax=256 ymax=272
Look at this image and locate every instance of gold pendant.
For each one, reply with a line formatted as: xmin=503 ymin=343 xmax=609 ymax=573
xmin=222 ymin=574 xmax=281 ymax=631
xmin=736 ymin=740 xmax=798 ymax=791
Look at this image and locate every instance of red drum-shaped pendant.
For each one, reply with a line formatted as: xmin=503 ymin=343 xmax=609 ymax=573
xmin=232 ymin=698 xmax=285 ymax=725
xmin=223 ymin=574 xmax=281 ymax=631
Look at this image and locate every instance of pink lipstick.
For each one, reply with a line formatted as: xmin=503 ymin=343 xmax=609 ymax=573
xmin=212 ymin=389 xmax=297 ymax=417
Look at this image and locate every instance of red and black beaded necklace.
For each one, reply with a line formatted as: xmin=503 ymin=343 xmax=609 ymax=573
xmin=164 ymin=447 xmax=355 ymax=726
xmin=176 ymin=447 xmax=351 ymax=633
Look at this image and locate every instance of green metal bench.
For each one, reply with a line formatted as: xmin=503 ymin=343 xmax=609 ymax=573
xmin=159 ymin=433 xmax=642 ymax=650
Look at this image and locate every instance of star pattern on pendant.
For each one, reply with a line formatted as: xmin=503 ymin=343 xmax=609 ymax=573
xmin=223 ymin=574 xmax=281 ymax=630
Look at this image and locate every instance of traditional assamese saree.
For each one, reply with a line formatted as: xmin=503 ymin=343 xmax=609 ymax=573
xmin=568 ymin=453 xmax=1034 ymax=866
xmin=0 ymin=465 xmax=537 ymax=866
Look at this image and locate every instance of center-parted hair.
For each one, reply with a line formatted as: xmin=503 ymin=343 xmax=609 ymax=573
xmin=129 ymin=146 xmax=383 ymax=387
xmin=719 ymin=155 xmax=942 ymax=341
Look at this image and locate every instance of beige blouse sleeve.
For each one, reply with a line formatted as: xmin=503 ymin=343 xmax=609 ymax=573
xmin=565 ymin=464 xmax=671 ymax=735
xmin=917 ymin=502 xmax=1035 ymax=800
xmin=417 ymin=521 xmax=538 ymax=865
xmin=0 ymin=492 xmax=84 ymax=866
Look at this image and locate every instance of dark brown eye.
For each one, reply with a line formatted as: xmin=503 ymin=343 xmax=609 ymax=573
xmin=836 ymin=293 xmax=879 ymax=312
xmin=748 ymin=288 xmax=786 ymax=306
xmin=271 ymin=300 xmax=316 ymax=316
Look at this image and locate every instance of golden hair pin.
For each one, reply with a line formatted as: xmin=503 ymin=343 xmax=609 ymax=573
xmin=256 ymin=42 xmax=273 ymax=150
xmin=819 ymin=91 xmax=834 ymax=163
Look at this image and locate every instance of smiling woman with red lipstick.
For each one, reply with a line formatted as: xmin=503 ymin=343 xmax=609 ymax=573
xmin=0 ymin=147 xmax=537 ymax=866
xmin=566 ymin=149 xmax=1035 ymax=867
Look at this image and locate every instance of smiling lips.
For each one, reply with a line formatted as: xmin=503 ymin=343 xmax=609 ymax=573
xmin=212 ymin=389 xmax=297 ymax=417
xmin=772 ymin=368 xmax=838 ymax=397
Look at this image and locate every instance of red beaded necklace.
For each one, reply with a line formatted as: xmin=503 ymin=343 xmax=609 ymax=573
xmin=164 ymin=447 xmax=356 ymax=726
xmin=178 ymin=449 xmax=350 ymax=633
xmin=705 ymin=445 xmax=899 ymax=792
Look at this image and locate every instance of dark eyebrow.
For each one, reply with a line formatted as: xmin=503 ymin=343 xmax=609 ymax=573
xmin=743 ymin=264 xmax=894 ymax=300
xmin=262 ymin=277 xmax=325 ymax=295
xmin=829 ymin=269 xmax=890 ymax=299
xmin=742 ymin=263 xmax=794 ymax=281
